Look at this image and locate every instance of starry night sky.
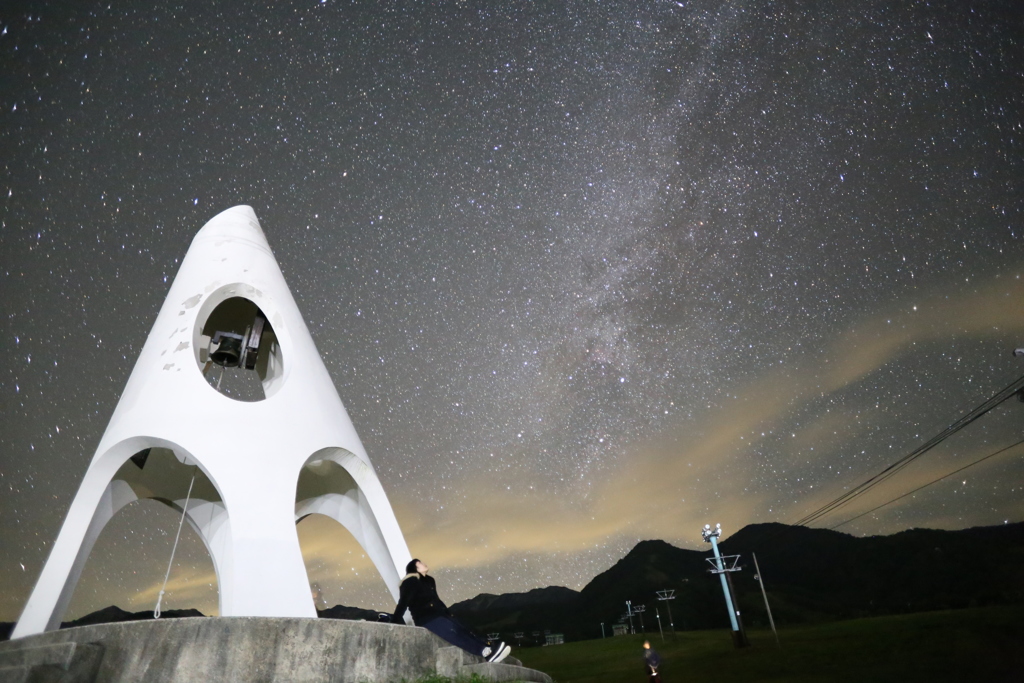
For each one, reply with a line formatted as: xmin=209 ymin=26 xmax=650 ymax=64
xmin=2 ymin=0 xmax=1023 ymax=622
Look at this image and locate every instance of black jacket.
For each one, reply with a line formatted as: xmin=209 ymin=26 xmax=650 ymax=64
xmin=392 ymin=573 xmax=449 ymax=625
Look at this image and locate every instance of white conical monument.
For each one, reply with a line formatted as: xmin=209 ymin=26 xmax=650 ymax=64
xmin=13 ymin=205 xmax=412 ymax=638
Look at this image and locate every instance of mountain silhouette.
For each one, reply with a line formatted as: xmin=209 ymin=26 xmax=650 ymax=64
xmin=4 ymin=522 xmax=1022 ymax=643
xmin=448 ymin=521 xmax=1024 ymax=641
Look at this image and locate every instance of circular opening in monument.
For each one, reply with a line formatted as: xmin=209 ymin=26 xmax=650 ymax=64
xmin=196 ymin=296 xmax=283 ymax=402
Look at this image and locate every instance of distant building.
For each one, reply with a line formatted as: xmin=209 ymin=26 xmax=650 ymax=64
xmin=545 ymin=633 xmax=565 ymax=646
xmin=612 ymin=624 xmax=629 ymax=636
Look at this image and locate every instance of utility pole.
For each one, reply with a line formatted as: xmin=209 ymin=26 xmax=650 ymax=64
xmin=656 ymin=590 xmax=676 ymax=635
xmin=634 ymin=604 xmax=646 ymax=632
xmin=702 ymin=523 xmax=749 ymax=648
xmin=600 ymin=623 xmax=605 ymax=639
xmin=724 ymin=570 xmax=748 ymax=646
xmin=625 ymin=601 xmax=636 ymax=634
xmin=753 ymin=552 xmax=780 ymax=647
xmin=655 ymin=607 xmax=664 ymax=641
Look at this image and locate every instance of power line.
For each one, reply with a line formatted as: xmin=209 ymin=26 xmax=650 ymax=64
xmin=830 ymin=437 xmax=1024 ymax=530
xmin=792 ymin=372 xmax=1024 ymax=528
xmin=795 ymin=374 xmax=1024 ymax=526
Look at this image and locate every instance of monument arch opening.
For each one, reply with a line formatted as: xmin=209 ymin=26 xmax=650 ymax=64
xmin=66 ymin=497 xmax=219 ymax=620
xmin=294 ymin=452 xmax=409 ymax=614
xmin=295 ymin=512 xmax=397 ymax=615
xmin=45 ymin=444 xmax=228 ymax=630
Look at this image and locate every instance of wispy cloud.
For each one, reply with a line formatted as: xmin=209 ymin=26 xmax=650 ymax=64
xmin=396 ymin=271 xmax=1024 ymax=572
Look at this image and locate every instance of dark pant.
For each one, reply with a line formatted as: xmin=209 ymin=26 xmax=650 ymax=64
xmin=421 ymin=615 xmax=489 ymax=656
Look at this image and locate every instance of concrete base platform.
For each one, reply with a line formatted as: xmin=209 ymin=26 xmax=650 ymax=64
xmin=0 ymin=618 xmax=552 ymax=683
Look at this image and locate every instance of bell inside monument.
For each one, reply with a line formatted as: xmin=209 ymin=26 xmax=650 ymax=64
xmin=198 ymin=296 xmax=283 ymax=402
xmin=209 ymin=332 xmax=245 ymax=367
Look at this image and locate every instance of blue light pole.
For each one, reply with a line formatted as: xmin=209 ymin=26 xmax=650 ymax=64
xmin=702 ymin=523 xmax=748 ymax=647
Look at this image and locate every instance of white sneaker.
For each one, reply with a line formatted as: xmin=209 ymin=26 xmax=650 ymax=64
xmin=488 ymin=643 xmax=511 ymax=664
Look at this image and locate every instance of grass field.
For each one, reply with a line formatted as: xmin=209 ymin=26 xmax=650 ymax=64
xmin=513 ymin=605 xmax=1024 ymax=683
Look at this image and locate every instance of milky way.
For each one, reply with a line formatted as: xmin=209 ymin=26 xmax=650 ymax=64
xmin=2 ymin=0 xmax=1023 ymax=621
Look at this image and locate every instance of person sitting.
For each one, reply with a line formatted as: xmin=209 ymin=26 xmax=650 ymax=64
xmin=392 ymin=558 xmax=511 ymax=663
